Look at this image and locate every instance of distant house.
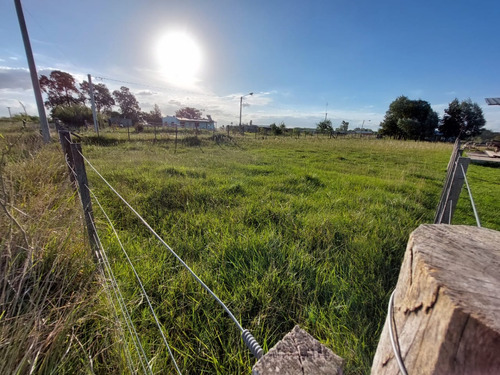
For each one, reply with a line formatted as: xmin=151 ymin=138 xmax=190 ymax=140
xmin=162 ymin=115 xmax=215 ymax=130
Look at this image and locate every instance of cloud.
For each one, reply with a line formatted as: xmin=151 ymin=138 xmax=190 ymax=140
xmin=168 ymin=99 xmax=183 ymax=106
xmin=136 ymin=90 xmax=157 ymax=96
xmin=0 ymin=66 xmax=32 ymax=90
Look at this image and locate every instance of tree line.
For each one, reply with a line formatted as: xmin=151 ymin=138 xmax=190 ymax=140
xmin=316 ymin=96 xmax=486 ymax=141
xmin=38 ymin=70 xmax=205 ymax=128
xmin=378 ymin=96 xmax=486 ymax=140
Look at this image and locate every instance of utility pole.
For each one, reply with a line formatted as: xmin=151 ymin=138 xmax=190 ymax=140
xmin=88 ymin=74 xmax=99 ymax=136
xmin=239 ymin=92 xmax=253 ymax=134
xmin=325 ymin=102 xmax=328 ymax=121
xmin=14 ymin=0 xmax=51 ymax=143
xmin=7 ymin=107 xmax=12 ymax=119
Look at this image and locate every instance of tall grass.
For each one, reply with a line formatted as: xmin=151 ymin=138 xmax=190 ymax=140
xmin=0 ymin=125 xmax=128 ymax=374
xmin=82 ymin=132 xmax=455 ymax=373
xmin=3 ymin=126 xmax=497 ymax=374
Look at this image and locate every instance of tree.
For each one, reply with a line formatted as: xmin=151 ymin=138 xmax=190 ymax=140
xmin=39 ymin=70 xmax=83 ymax=109
xmin=337 ymin=121 xmax=349 ymax=133
xmin=112 ymin=86 xmax=141 ymax=122
xmin=316 ymin=119 xmax=333 ymax=136
xmin=380 ymin=96 xmax=438 ymax=140
xmin=142 ymin=104 xmax=162 ymax=124
xmin=80 ymin=81 xmax=115 ymax=113
xmin=270 ymin=122 xmax=282 ymax=135
xmin=175 ymin=107 xmax=203 ymax=119
xmin=439 ymin=99 xmax=486 ymax=139
xmin=52 ymin=104 xmax=93 ymax=127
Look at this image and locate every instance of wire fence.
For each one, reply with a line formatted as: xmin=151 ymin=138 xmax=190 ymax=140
xmin=58 ymin=130 xmax=263 ymax=374
xmin=434 ymin=138 xmax=481 ymax=226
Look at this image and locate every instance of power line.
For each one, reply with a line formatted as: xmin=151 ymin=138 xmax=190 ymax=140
xmin=79 ymin=150 xmax=263 ymax=359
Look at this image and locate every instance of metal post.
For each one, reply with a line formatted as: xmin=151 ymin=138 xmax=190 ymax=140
xmin=14 ymin=0 xmax=50 ymax=143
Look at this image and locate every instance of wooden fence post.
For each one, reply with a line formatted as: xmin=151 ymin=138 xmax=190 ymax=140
xmin=371 ymin=224 xmax=500 ymax=374
xmin=70 ymin=142 xmax=99 ymax=258
xmin=252 ymin=325 xmax=344 ymax=375
xmin=58 ymin=129 xmax=76 ymax=188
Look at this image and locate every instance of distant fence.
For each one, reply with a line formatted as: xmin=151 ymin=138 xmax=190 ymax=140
xmin=57 ymin=129 xmax=264 ymax=374
xmin=434 ymin=138 xmax=470 ymax=224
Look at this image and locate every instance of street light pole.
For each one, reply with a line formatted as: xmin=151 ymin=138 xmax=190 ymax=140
xmin=239 ymin=92 xmax=253 ymax=133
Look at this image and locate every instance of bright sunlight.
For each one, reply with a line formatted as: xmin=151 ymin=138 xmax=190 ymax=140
xmin=156 ymin=31 xmax=202 ymax=87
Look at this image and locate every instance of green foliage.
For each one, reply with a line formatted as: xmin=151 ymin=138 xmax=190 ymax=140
xmin=82 ymin=135 xmax=468 ymax=374
xmin=175 ymin=106 xmax=203 ymax=119
xmin=316 ymin=119 xmax=333 ymax=135
xmin=270 ymin=122 xmax=286 ymax=135
xmin=439 ymin=98 xmax=486 ymax=139
xmin=80 ymin=81 xmax=115 ymax=113
xmin=0 ymin=132 xmax=119 ymax=374
xmin=336 ymin=120 xmax=349 ymax=133
xmin=112 ymin=86 xmax=141 ymax=122
xmin=380 ymin=96 xmax=438 ymax=140
xmin=52 ymin=104 xmax=93 ymax=127
xmin=39 ymin=70 xmax=83 ymax=110
xmin=142 ymin=103 xmax=163 ymax=124
xmin=473 ymin=129 xmax=500 ymax=143
xmin=5 ymin=129 xmax=499 ymax=374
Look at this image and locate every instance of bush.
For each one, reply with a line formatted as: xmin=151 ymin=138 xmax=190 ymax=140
xmin=52 ymin=104 xmax=93 ymax=127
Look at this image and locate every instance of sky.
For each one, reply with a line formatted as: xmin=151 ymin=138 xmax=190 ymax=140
xmin=1 ymin=0 xmax=500 ymax=131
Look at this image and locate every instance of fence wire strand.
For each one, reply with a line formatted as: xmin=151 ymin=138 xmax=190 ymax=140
xmin=460 ymin=164 xmax=481 ymax=227
xmin=388 ymin=290 xmax=408 ymax=375
xmin=89 ymin=187 xmax=182 ymax=374
xmin=80 ymin=151 xmax=243 ymax=331
xmin=89 ymin=215 xmax=154 ymax=375
xmin=79 ymin=150 xmax=264 ymax=359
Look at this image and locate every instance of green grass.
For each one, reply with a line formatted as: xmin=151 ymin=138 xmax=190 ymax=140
xmin=3 ymin=124 xmax=498 ymax=374
xmin=81 ymin=132 xmax=455 ymax=374
xmin=453 ymin=162 xmax=500 ymax=230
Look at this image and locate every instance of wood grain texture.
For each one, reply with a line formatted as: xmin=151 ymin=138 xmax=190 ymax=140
xmin=252 ymin=325 xmax=344 ymax=375
xmin=372 ymin=224 xmax=500 ymax=375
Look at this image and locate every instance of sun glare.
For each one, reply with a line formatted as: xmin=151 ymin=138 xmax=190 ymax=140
xmin=156 ymin=31 xmax=202 ymax=87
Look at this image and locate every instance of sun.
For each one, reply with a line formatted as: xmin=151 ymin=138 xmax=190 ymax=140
xmin=156 ymin=31 xmax=202 ymax=87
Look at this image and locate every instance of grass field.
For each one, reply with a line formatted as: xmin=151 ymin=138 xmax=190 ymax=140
xmin=2 ymin=124 xmax=499 ymax=374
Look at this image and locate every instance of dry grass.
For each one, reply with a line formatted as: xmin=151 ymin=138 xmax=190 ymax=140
xmin=0 ymin=126 xmax=124 ymax=374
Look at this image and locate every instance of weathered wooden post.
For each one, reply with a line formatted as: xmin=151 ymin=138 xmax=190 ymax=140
xmin=70 ymin=143 xmax=99 ymax=258
xmin=58 ymin=129 xmax=76 ymax=188
xmin=252 ymin=325 xmax=344 ymax=375
xmin=372 ymin=224 xmax=500 ymax=374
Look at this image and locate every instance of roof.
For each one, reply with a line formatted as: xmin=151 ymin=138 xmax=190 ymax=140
xmin=485 ymin=98 xmax=500 ymax=105
xmin=177 ymin=117 xmax=213 ymax=123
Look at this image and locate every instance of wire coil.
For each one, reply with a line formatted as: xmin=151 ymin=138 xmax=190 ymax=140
xmin=242 ymin=330 xmax=264 ymax=359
